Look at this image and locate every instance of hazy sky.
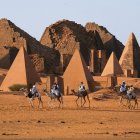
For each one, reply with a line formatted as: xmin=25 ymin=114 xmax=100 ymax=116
xmin=0 ymin=0 xmax=140 ymax=45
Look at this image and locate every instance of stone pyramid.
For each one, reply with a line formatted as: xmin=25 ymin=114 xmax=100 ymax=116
xmin=119 ymin=33 xmax=140 ymax=72
xmin=101 ymin=52 xmax=123 ymax=76
xmin=0 ymin=47 xmax=41 ymax=91
xmin=63 ymin=49 xmax=94 ymax=95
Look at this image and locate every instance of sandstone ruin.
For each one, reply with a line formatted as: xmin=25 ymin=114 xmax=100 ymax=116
xmin=119 ymin=33 xmax=140 ymax=77
xmin=40 ymin=20 xmax=109 ymax=74
xmin=0 ymin=18 xmax=58 ymax=73
xmin=63 ymin=49 xmax=94 ymax=95
xmin=101 ymin=52 xmax=123 ymax=76
xmin=85 ymin=22 xmax=124 ymax=59
xmin=0 ymin=47 xmax=41 ymax=91
xmin=0 ymin=18 xmax=140 ymax=92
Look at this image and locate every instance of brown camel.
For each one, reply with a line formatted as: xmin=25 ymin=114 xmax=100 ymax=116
xmin=43 ymin=89 xmax=63 ymax=108
xmin=71 ymin=89 xmax=90 ymax=108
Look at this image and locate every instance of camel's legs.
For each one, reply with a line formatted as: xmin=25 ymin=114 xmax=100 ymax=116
xmin=38 ymin=97 xmax=43 ymax=108
xmin=29 ymin=98 xmax=34 ymax=108
xmin=134 ymin=98 xmax=138 ymax=109
xmin=40 ymin=97 xmax=43 ymax=108
xmin=87 ymin=95 xmax=90 ymax=108
xmin=81 ymin=97 xmax=83 ymax=107
xmin=82 ymin=96 xmax=86 ymax=107
xmin=119 ymin=96 xmax=123 ymax=106
xmin=127 ymin=99 xmax=132 ymax=109
xmin=60 ymin=96 xmax=63 ymax=108
xmin=57 ymin=97 xmax=62 ymax=108
xmin=76 ymin=97 xmax=80 ymax=107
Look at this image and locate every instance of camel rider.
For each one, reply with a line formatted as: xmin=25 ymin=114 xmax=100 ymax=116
xmin=31 ymin=83 xmax=38 ymax=96
xmin=127 ymin=85 xmax=136 ymax=99
xmin=51 ymin=82 xmax=60 ymax=96
xmin=79 ymin=82 xmax=85 ymax=95
xmin=120 ymin=81 xmax=127 ymax=94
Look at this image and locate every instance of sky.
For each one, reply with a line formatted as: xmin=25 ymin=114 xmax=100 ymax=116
xmin=0 ymin=0 xmax=140 ymax=45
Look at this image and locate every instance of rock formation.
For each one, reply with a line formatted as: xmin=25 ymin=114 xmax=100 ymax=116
xmin=63 ymin=49 xmax=94 ymax=95
xmin=0 ymin=18 xmax=58 ymax=73
xmin=119 ymin=33 xmax=140 ymax=77
xmin=101 ymin=52 xmax=123 ymax=76
xmin=85 ymin=22 xmax=124 ymax=59
xmin=40 ymin=20 xmax=109 ymax=75
xmin=0 ymin=47 xmax=41 ymax=91
xmin=40 ymin=20 xmax=105 ymax=68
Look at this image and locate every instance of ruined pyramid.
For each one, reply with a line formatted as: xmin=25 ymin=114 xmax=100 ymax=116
xmin=119 ymin=33 xmax=140 ymax=77
xmin=0 ymin=47 xmax=41 ymax=91
xmin=101 ymin=52 xmax=123 ymax=76
xmin=63 ymin=49 xmax=94 ymax=95
xmin=0 ymin=18 xmax=58 ymax=73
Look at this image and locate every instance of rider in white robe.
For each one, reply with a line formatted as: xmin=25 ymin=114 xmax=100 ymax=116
xmin=31 ymin=83 xmax=38 ymax=96
xmin=120 ymin=81 xmax=127 ymax=93
xmin=78 ymin=82 xmax=85 ymax=94
xmin=51 ymin=83 xmax=60 ymax=96
xmin=127 ymin=86 xmax=136 ymax=99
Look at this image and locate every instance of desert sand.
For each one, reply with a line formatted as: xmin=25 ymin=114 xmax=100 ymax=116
xmin=0 ymin=89 xmax=140 ymax=140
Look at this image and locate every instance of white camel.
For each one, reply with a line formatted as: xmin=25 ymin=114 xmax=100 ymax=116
xmin=20 ymin=88 xmax=43 ymax=108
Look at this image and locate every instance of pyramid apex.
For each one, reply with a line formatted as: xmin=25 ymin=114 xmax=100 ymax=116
xmin=124 ymin=32 xmax=139 ymax=49
xmin=0 ymin=46 xmax=41 ymax=91
xmin=63 ymin=48 xmax=93 ymax=95
xmin=109 ymin=51 xmax=115 ymax=58
xmin=119 ymin=32 xmax=139 ymax=72
xmin=128 ymin=32 xmax=135 ymax=40
xmin=0 ymin=18 xmax=10 ymax=25
xmin=111 ymin=51 xmax=115 ymax=55
xmin=101 ymin=51 xmax=123 ymax=76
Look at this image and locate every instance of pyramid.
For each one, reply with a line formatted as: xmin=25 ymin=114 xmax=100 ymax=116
xmin=101 ymin=52 xmax=123 ymax=76
xmin=119 ymin=33 xmax=140 ymax=72
xmin=63 ymin=49 xmax=94 ymax=95
xmin=0 ymin=47 xmax=41 ymax=91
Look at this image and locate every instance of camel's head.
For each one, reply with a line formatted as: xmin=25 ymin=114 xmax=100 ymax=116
xmin=20 ymin=88 xmax=28 ymax=97
xmin=71 ymin=89 xmax=76 ymax=94
xmin=42 ymin=88 xmax=47 ymax=92
xmin=42 ymin=88 xmax=49 ymax=96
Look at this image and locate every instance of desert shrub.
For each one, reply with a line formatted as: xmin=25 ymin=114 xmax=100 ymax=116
xmin=9 ymin=84 xmax=27 ymax=91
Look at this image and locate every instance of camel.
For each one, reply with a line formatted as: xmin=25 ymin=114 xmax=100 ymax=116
xmin=20 ymin=88 xmax=43 ymax=108
xmin=71 ymin=89 xmax=90 ymax=108
xmin=114 ymin=85 xmax=138 ymax=109
xmin=120 ymin=87 xmax=138 ymax=109
xmin=43 ymin=89 xmax=63 ymax=108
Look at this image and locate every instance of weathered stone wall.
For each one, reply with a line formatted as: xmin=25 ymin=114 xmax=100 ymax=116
xmin=0 ymin=68 xmax=7 ymax=86
xmin=93 ymin=76 xmax=115 ymax=88
xmin=117 ymin=77 xmax=140 ymax=87
xmin=119 ymin=33 xmax=140 ymax=77
xmin=0 ymin=18 xmax=58 ymax=73
xmin=85 ymin=22 xmax=124 ymax=59
xmin=29 ymin=54 xmax=45 ymax=73
xmin=0 ymin=47 xmax=10 ymax=69
xmin=40 ymin=20 xmax=104 ymax=72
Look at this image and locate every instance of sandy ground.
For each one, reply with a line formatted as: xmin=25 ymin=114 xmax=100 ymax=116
xmin=0 ymin=89 xmax=140 ymax=140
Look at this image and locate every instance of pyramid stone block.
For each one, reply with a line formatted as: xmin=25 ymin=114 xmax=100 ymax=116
xmin=101 ymin=52 xmax=123 ymax=76
xmin=0 ymin=47 xmax=41 ymax=91
xmin=63 ymin=49 xmax=94 ymax=95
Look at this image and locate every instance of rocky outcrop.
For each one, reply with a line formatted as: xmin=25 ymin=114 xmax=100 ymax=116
xmin=85 ymin=22 xmax=124 ymax=59
xmin=0 ymin=18 xmax=58 ymax=73
xmin=29 ymin=54 xmax=45 ymax=73
xmin=119 ymin=33 xmax=140 ymax=77
xmin=40 ymin=20 xmax=105 ymax=65
xmin=0 ymin=19 xmax=126 ymax=75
